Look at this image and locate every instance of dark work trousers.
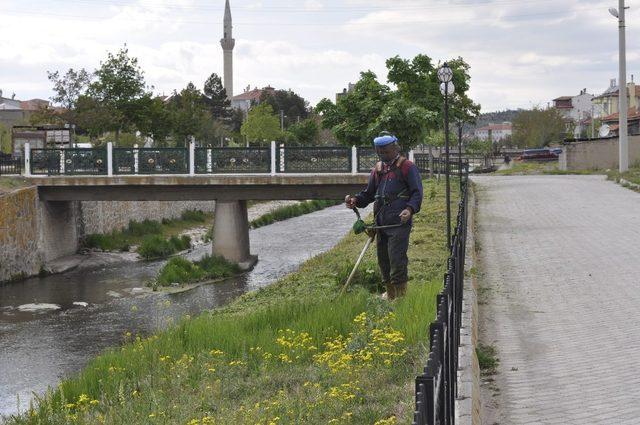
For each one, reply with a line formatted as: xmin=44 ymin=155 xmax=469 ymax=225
xmin=376 ymin=223 xmax=412 ymax=285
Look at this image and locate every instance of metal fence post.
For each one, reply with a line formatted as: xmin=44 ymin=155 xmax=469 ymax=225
xmin=24 ymin=143 xmax=31 ymax=177
xmin=271 ymin=141 xmax=276 ymax=176
xmin=351 ymin=146 xmax=358 ymax=174
xmin=107 ymin=142 xmax=113 ymax=176
xmin=409 ymin=149 xmax=415 ymax=163
xmin=133 ymin=144 xmax=139 ymax=174
xmin=189 ymin=141 xmax=195 ymax=176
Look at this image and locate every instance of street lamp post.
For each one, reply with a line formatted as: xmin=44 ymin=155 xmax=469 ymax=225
xmin=438 ymin=63 xmax=454 ymax=251
xmin=610 ymin=1 xmax=628 ymax=172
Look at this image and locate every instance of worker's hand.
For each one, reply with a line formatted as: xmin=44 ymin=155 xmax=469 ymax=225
xmin=345 ymin=195 xmax=357 ymax=209
xmin=399 ymin=208 xmax=413 ymax=223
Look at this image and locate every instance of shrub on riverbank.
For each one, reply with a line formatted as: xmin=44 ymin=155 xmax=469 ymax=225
xmin=137 ymin=234 xmax=191 ymax=260
xmin=155 ymin=254 xmax=241 ymax=287
xmin=83 ymin=210 xmax=211 ymax=253
xmin=250 ymin=199 xmax=341 ymax=228
xmin=9 ymin=180 xmax=456 ymax=424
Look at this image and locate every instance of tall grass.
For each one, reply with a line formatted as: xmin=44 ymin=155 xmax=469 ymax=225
xmin=7 ymin=180 xmax=455 ymax=425
xmin=250 ymin=200 xmax=341 ymax=228
xmin=137 ymin=234 xmax=191 ymax=261
xmin=155 ymin=255 xmax=241 ymax=287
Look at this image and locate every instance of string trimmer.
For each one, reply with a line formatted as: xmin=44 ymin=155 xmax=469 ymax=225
xmin=339 ymin=207 xmax=404 ymax=295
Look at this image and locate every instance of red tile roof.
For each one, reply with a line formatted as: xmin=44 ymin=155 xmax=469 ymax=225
xmin=19 ymin=99 xmax=49 ymax=111
xmin=232 ymin=86 xmax=276 ymax=101
xmin=601 ymin=106 xmax=640 ymax=123
xmin=553 ymin=96 xmax=573 ymax=101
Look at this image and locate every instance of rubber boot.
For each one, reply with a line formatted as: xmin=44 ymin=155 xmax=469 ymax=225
xmin=385 ymin=282 xmax=397 ymax=300
xmin=395 ymin=282 xmax=408 ymax=298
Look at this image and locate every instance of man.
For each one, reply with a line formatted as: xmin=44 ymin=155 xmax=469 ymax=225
xmin=345 ymin=133 xmax=423 ymax=299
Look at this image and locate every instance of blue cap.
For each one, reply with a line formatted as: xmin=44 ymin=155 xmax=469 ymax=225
xmin=373 ymin=134 xmax=398 ymax=147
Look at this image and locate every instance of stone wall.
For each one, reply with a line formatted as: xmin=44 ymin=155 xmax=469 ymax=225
xmin=560 ymin=135 xmax=640 ymax=170
xmin=0 ymin=187 xmax=41 ymax=281
xmin=80 ymin=200 xmax=216 ymax=235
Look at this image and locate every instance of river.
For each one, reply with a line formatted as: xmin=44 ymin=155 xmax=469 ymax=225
xmin=0 ymin=204 xmax=368 ymax=418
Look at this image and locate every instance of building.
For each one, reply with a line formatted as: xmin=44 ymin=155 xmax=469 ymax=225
xmin=231 ymin=85 xmax=276 ymax=113
xmin=11 ymin=126 xmax=71 ymax=157
xmin=0 ymin=90 xmax=51 ymax=129
xmin=552 ymin=89 xmax=598 ymax=137
xmin=600 ymin=107 xmax=640 ymax=136
xmin=336 ymin=83 xmax=355 ymax=102
xmin=592 ymin=78 xmax=640 ymax=118
xmin=220 ymin=0 xmax=235 ymax=98
xmin=474 ymin=122 xmax=512 ymax=142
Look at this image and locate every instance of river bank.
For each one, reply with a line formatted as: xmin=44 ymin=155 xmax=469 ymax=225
xmin=5 ymin=179 xmax=455 ymax=424
xmin=0 ymin=203 xmax=368 ymax=417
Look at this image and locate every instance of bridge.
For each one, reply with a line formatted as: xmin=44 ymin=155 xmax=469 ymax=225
xmin=8 ymin=142 xmax=462 ymax=268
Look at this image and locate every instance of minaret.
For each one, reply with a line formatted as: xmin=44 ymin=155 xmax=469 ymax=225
xmin=220 ymin=0 xmax=235 ymax=98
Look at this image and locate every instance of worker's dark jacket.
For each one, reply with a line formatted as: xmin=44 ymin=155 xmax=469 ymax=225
xmin=354 ymin=158 xmax=423 ymax=226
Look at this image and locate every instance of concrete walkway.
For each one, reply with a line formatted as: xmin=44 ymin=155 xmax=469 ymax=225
xmin=474 ymin=175 xmax=640 ymax=425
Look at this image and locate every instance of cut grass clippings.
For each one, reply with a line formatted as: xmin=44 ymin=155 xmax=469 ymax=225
xmin=5 ymin=179 xmax=457 ymax=425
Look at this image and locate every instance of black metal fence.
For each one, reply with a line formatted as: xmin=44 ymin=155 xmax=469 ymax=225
xmin=413 ymin=168 xmax=469 ymax=425
xmin=114 ymin=148 xmax=189 ymax=175
xmin=0 ymin=156 xmax=22 ymax=175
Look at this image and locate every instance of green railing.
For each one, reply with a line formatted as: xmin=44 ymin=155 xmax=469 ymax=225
xmin=277 ymin=146 xmax=351 ymax=173
xmin=30 ymin=149 xmax=62 ymax=175
xmin=113 ymin=148 xmax=189 ymax=175
xmin=63 ymin=148 xmax=107 ymax=175
xmin=195 ymin=147 xmax=270 ymax=174
xmin=356 ymin=147 xmax=377 ymax=173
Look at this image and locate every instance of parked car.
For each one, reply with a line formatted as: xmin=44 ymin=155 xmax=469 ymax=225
xmin=517 ymin=148 xmax=559 ymax=161
xmin=550 ymin=148 xmax=563 ymax=155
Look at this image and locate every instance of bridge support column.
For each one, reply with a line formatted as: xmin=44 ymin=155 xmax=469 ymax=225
xmin=212 ymin=200 xmax=257 ymax=270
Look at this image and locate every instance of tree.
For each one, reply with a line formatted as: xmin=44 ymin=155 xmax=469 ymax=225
xmin=288 ymin=118 xmax=319 ymax=145
xmin=168 ymin=83 xmax=209 ymax=146
xmin=240 ymin=103 xmax=281 ymax=144
xmin=203 ymin=73 xmax=231 ymax=119
xmin=369 ymin=97 xmax=437 ymax=152
xmin=512 ymin=108 xmax=567 ymax=148
xmin=316 ymin=71 xmax=390 ymax=146
xmin=136 ymin=96 xmax=173 ymax=145
xmin=260 ymin=89 xmax=309 ymax=128
xmin=87 ymin=46 xmax=149 ymax=139
xmin=47 ymin=68 xmax=91 ymax=110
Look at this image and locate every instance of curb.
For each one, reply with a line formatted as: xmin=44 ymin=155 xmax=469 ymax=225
xmin=455 ymin=181 xmax=481 ymax=425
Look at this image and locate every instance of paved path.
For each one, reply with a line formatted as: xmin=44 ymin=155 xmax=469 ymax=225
xmin=473 ymin=175 xmax=640 ymax=425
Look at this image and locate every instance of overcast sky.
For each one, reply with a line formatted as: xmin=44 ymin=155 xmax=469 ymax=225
xmin=1 ymin=0 xmax=639 ymax=112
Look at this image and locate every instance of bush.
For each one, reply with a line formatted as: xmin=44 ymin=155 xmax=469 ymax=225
xmin=137 ymin=234 xmax=192 ymax=260
xmin=155 ymin=254 xmax=241 ymax=287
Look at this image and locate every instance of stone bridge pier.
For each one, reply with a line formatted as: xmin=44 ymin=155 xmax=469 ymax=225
xmin=212 ymin=200 xmax=256 ymax=269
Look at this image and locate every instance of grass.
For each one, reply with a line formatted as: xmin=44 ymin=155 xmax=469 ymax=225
xmin=250 ymin=200 xmax=341 ymax=228
xmin=476 ymin=343 xmax=499 ymax=374
xmin=154 ymin=255 xmax=242 ymax=288
xmin=0 ymin=176 xmax=32 ymax=195
xmin=606 ymin=165 xmax=640 ymax=188
xmin=83 ymin=210 xmax=212 ymax=256
xmin=137 ymin=235 xmax=192 ymax=261
xmin=6 ymin=179 xmax=456 ymax=425
xmin=495 ymin=161 xmax=601 ymax=176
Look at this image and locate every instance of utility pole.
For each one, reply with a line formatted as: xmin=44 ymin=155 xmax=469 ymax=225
xmin=280 ymin=110 xmax=285 ymax=131
xmin=617 ymin=0 xmax=629 ymax=171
